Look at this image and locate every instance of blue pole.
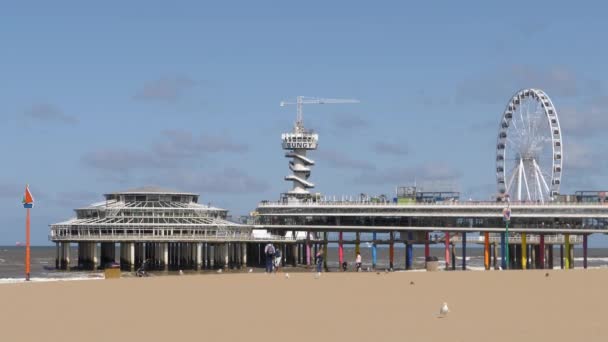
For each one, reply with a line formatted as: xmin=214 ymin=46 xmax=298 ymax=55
xmin=406 ymin=232 xmax=413 ymax=269
xmin=372 ymin=231 xmax=377 ymax=269
xmin=462 ymin=232 xmax=467 ymax=270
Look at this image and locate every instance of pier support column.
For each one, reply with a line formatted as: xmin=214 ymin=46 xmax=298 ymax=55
xmin=306 ymin=232 xmax=311 ymax=267
xmin=547 ymin=244 xmax=554 ymax=269
xmin=61 ymin=242 xmax=71 ymax=270
xmin=224 ymin=244 xmax=229 ymax=269
xmin=450 ymin=243 xmax=456 ymax=271
xmin=291 ymin=243 xmax=297 ymax=267
xmin=564 ymin=234 xmax=571 ymax=269
xmin=91 ymin=243 xmax=98 ymax=270
xmin=55 ymin=242 xmax=60 ymax=269
xmin=128 ymin=243 xmax=135 ymax=271
xmin=355 ymin=232 xmax=360 ymax=256
xmin=323 ymin=232 xmax=328 ymax=271
xmin=583 ymin=234 xmax=588 ymax=269
xmin=389 ymin=232 xmax=394 ymax=270
xmin=521 ymin=233 xmax=527 ymax=270
xmin=501 ymin=231 xmax=507 ymax=270
xmin=372 ymin=232 xmax=377 ymax=270
xmin=338 ymin=232 xmax=344 ymax=269
xmin=196 ymin=243 xmax=202 ymax=270
xmin=493 ymin=242 xmax=498 ymax=270
xmin=163 ymin=243 xmax=169 ymax=270
xmin=539 ymin=235 xmax=545 ymax=269
xmin=406 ymin=232 xmax=413 ymax=270
xmin=484 ymin=232 xmax=490 ymax=270
xmin=559 ymin=243 xmax=564 ymax=269
xmin=424 ymin=231 xmax=430 ymax=260
xmin=242 ymin=243 xmax=248 ymax=268
xmin=461 ymin=232 xmax=467 ymax=270
xmin=444 ymin=231 xmax=450 ymax=270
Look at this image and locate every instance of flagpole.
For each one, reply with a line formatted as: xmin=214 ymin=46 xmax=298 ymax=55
xmin=26 ymin=207 xmax=31 ymax=281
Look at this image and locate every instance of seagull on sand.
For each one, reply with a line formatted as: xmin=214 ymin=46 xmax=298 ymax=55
xmin=314 ymin=272 xmax=321 ymax=279
xmin=217 ymin=268 xmax=223 ymax=274
xmin=285 ymin=273 xmax=290 ymax=279
xmin=439 ymin=302 xmax=449 ymax=317
xmin=178 ymin=270 xmax=184 ymax=275
xmin=248 ymin=268 xmax=253 ymax=273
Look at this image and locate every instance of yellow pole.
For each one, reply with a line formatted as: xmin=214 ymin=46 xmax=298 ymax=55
xmin=564 ymin=234 xmax=570 ymax=270
xmin=521 ymin=233 xmax=527 ymax=270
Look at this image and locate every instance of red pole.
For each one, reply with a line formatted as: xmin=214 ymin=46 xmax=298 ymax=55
xmin=26 ymin=207 xmax=31 ymax=281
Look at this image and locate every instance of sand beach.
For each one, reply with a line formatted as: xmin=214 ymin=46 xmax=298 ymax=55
xmin=0 ymin=269 xmax=606 ymax=342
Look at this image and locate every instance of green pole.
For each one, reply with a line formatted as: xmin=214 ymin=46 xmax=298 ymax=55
xmin=505 ymin=220 xmax=509 ymax=269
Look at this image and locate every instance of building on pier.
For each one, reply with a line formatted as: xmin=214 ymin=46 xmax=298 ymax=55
xmin=50 ymin=187 xmax=294 ymax=271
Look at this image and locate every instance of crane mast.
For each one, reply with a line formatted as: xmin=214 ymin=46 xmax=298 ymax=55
xmin=280 ymin=96 xmax=360 ymax=133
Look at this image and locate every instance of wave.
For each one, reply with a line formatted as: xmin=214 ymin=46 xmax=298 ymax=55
xmin=0 ymin=275 xmax=104 ymax=285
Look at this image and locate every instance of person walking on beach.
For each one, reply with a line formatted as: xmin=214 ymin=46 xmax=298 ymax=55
xmin=315 ymin=249 xmax=324 ymax=273
xmin=264 ymin=243 xmax=275 ymax=273
xmin=274 ymin=246 xmax=282 ymax=273
xmin=355 ymin=252 xmax=362 ymax=272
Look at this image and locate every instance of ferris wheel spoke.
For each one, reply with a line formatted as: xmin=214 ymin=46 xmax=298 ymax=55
xmin=521 ymin=162 xmax=532 ymax=201
xmin=534 ymin=167 xmax=545 ymax=203
xmin=533 ymin=159 xmax=552 ymax=194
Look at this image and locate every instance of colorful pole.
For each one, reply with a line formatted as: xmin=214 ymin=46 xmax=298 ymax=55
xmin=424 ymin=231 xmax=430 ymax=260
xmin=389 ymin=232 xmax=394 ymax=270
xmin=521 ymin=233 xmax=527 ymax=270
xmin=461 ymin=232 xmax=467 ymax=270
xmin=355 ymin=232 xmax=360 ymax=255
xmin=484 ymin=232 xmax=490 ymax=270
xmin=444 ymin=231 xmax=450 ymax=270
xmin=306 ymin=231 xmax=311 ymax=266
xmin=500 ymin=230 xmax=506 ymax=269
xmin=406 ymin=232 xmax=413 ymax=270
xmin=583 ymin=234 xmax=588 ymax=269
xmin=539 ymin=234 xmax=545 ymax=269
xmin=372 ymin=231 xmax=377 ymax=269
xmin=564 ymin=233 xmax=571 ymax=269
xmin=26 ymin=207 xmax=31 ymax=281
xmin=505 ymin=221 xmax=509 ymax=269
xmin=338 ymin=231 xmax=344 ymax=268
xmin=323 ymin=232 xmax=328 ymax=271
xmin=22 ymin=185 xmax=34 ymax=281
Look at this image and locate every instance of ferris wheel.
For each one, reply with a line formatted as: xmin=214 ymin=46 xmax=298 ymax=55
xmin=496 ymin=88 xmax=563 ymax=202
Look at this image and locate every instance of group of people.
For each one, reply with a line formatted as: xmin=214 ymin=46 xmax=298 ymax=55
xmin=265 ymin=243 xmax=365 ymax=273
xmin=264 ymin=243 xmax=283 ymax=273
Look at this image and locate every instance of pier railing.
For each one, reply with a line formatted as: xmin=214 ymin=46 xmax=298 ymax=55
xmin=258 ymin=200 xmax=608 ymax=207
xmin=49 ymin=227 xmax=295 ymax=243
xmin=449 ymin=234 xmax=583 ymax=245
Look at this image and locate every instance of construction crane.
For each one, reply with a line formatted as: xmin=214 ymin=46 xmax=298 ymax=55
xmin=280 ymin=96 xmax=359 ymax=132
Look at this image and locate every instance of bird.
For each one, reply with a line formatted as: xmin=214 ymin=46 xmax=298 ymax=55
xmin=217 ymin=268 xmax=223 ymax=274
xmin=248 ymin=268 xmax=253 ymax=273
xmin=545 ymin=272 xmax=550 ymax=278
xmin=376 ymin=271 xmax=381 ymax=275
xmin=410 ymin=281 xmax=415 ymax=285
xmin=285 ymin=273 xmax=290 ymax=279
xmin=178 ymin=270 xmax=184 ymax=275
xmin=314 ymin=272 xmax=321 ymax=279
xmin=439 ymin=302 xmax=449 ymax=317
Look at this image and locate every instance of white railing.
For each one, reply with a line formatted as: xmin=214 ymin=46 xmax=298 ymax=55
xmin=449 ymin=234 xmax=583 ymax=244
xmin=258 ymin=200 xmax=608 ymax=207
xmin=49 ymin=227 xmax=295 ymax=242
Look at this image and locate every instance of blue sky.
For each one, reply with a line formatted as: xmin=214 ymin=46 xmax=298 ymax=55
xmin=1 ymin=1 xmax=607 ymax=245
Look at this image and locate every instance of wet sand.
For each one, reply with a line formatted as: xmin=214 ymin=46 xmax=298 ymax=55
xmin=0 ymin=269 xmax=606 ymax=342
